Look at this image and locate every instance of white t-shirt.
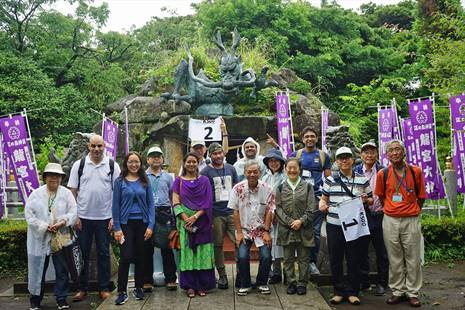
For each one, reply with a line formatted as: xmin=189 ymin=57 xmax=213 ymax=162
xmin=67 ymin=155 xmax=120 ymax=220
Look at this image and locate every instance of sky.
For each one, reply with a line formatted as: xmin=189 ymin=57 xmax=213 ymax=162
xmin=50 ymin=0 xmax=465 ymax=33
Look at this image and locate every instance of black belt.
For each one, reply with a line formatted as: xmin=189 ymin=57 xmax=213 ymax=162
xmin=369 ymin=211 xmax=384 ymax=216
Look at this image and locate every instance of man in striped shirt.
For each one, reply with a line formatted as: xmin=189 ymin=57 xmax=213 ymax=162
xmin=319 ymin=146 xmax=373 ymax=305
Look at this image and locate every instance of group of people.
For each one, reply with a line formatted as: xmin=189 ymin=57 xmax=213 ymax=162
xmin=25 ymin=123 xmax=426 ymax=309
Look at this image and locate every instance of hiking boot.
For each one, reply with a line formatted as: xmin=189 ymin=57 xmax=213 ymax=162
xmin=133 ymin=288 xmax=144 ymax=300
xmin=30 ymin=301 xmax=41 ymax=310
xmin=237 ymin=287 xmax=252 ymax=296
xmin=287 ymin=284 xmax=297 ymax=295
xmin=258 ymin=285 xmax=271 ymax=295
xmin=217 ymin=275 xmax=229 ymax=289
xmin=115 ymin=292 xmax=128 ymax=305
xmin=296 ymin=286 xmax=307 ymax=295
xmin=56 ymin=300 xmax=70 ymax=310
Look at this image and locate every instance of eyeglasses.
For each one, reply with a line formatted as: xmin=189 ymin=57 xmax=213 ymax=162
xmin=387 ymin=147 xmax=403 ymax=154
xmin=90 ymin=144 xmax=104 ymax=148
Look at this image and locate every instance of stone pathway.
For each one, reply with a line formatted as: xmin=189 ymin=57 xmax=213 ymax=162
xmin=97 ymin=264 xmax=331 ymax=310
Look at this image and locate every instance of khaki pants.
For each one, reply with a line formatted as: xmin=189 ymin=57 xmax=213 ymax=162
xmin=283 ymin=242 xmax=311 ymax=286
xmin=383 ymin=214 xmax=422 ymax=298
xmin=212 ymin=214 xmax=236 ymax=276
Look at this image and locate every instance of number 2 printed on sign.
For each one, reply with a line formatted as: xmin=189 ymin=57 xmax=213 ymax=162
xmin=204 ymin=126 xmax=213 ymax=140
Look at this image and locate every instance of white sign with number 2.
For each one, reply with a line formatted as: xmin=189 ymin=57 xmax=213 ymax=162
xmin=188 ymin=117 xmax=222 ymax=142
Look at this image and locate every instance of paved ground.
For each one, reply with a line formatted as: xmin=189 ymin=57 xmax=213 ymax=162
xmin=96 ymin=264 xmax=331 ymax=310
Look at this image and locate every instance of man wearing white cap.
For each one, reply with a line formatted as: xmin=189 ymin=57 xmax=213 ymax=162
xmin=319 ymin=146 xmax=373 ymax=305
xmin=143 ymin=146 xmax=177 ymax=291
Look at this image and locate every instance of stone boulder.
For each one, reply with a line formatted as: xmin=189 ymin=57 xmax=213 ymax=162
xmin=121 ymin=97 xmax=191 ymax=123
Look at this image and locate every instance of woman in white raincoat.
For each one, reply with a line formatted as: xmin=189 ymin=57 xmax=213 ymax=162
xmin=25 ymin=163 xmax=76 ymax=310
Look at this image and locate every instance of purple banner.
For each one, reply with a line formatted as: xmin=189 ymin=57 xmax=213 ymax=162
xmin=449 ymin=94 xmax=465 ymax=192
xmin=400 ymin=118 xmax=417 ymax=165
xmin=321 ymin=108 xmax=329 ymax=153
xmin=276 ymin=94 xmax=292 ymax=158
xmin=0 ymin=134 xmax=5 ymax=219
xmin=378 ymin=107 xmax=394 ymax=166
xmin=0 ymin=114 xmax=40 ymax=204
xmin=378 ymin=104 xmax=401 ymax=166
xmin=408 ymin=99 xmax=445 ymax=199
xmin=102 ymin=118 xmax=118 ymax=160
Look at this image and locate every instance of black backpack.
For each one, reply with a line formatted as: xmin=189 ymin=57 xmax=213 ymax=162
xmin=77 ymin=157 xmax=115 ymax=190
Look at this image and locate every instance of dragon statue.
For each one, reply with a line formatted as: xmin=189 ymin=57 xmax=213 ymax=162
xmin=161 ymin=28 xmax=278 ymax=116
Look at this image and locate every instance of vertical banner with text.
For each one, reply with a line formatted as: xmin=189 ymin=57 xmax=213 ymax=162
xmin=378 ymin=106 xmax=394 ymax=166
xmin=408 ymin=99 xmax=445 ymax=200
xmin=449 ymin=94 xmax=465 ymax=193
xmin=321 ymin=107 xmax=329 ymax=153
xmin=0 ymin=114 xmax=40 ymax=204
xmin=400 ymin=118 xmax=417 ymax=165
xmin=102 ymin=118 xmax=118 ymax=160
xmin=0 ymin=135 xmax=5 ymax=218
xmin=276 ymin=94 xmax=293 ymax=158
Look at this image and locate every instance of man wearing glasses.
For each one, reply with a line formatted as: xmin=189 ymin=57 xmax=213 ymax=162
xmin=375 ymin=139 xmax=426 ymax=308
xmin=68 ymin=134 xmax=121 ymax=301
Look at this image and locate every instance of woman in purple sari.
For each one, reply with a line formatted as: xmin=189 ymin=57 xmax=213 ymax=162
xmin=172 ymin=152 xmax=215 ymax=298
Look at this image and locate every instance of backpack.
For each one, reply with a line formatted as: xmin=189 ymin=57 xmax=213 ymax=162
xmin=296 ymin=148 xmax=326 ymax=170
xmin=382 ymin=165 xmax=418 ymax=196
xmin=77 ymin=157 xmax=115 ymax=190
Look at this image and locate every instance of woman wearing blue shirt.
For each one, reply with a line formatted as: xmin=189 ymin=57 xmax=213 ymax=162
xmin=112 ymin=152 xmax=155 ymax=305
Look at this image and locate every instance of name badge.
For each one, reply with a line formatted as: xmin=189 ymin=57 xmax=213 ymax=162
xmin=302 ymin=169 xmax=311 ymax=178
xmin=219 ymin=189 xmax=230 ymax=201
xmin=392 ymin=194 xmax=403 ymax=202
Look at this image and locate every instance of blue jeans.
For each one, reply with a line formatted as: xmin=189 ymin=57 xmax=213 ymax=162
xmin=30 ymin=253 xmax=69 ymax=305
xmin=237 ymin=240 xmax=271 ymax=288
xmin=77 ymin=218 xmax=111 ymax=292
xmin=310 ymin=208 xmax=323 ymax=263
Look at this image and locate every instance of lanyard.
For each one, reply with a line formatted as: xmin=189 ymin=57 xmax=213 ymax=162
xmin=214 ymin=166 xmax=226 ymax=188
xmin=48 ymin=192 xmax=57 ymax=212
xmin=151 ymin=175 xmax=161 ymax=197
xmin=394 ymin=166 xmax=408 ymax=193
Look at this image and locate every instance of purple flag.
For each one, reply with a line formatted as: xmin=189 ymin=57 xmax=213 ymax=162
xmin=321 ymin=108 xmax=329 ymax=153
xmin=449 ymin=94 xmax=465 ymax=192
xmin=102 ymin=118 xmax=118 ymax=160
xmin=0 ymin=134 xmax=6 ymax=219
xmin=400 ymin=118 xmax=417 ymax=165
xmin=0 ymin=114 xmax=40 ymax=204
xmin=276 ymin=94 xmax=293 ymax=158
xmin=408 ymin=99 xmax=445 ymax=199
xmin=391 ymin=102 xmax=401 ymax=140
xmin=378 ymin=107 xmax=394 ymax=166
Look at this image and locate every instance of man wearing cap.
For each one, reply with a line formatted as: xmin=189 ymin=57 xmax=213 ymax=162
xmin=200 ymin=142 xmax=239 ymax=289
xmin=319 ymin=147 xmax=373 ymax=305
xmin=143 ymin=146 xmax=177 ymax=291
xmin=68 ymin=134 xmax=121 ymax=301
xmin=375 ymin=139 xmax=426 ymax=308
xmin=354 ymin=141 xmax=388 ymax=296
xmin=233 ymin=137 xmax=267 ymax=182
xmin=290 ymin=126 xmax=331 ymax=275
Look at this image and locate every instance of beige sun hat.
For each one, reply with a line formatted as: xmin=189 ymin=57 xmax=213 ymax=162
xmin=43 ymin=163 xmax=66 ymax=176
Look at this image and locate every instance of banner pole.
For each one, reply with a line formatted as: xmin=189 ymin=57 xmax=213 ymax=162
xmin=101 ymin=113 xmax=106 ymax=136
xmin=287 ymin=90 xmax=296 ymax=152
xmin=124 ymin=106 xmax=129 ymax=155
xmin=22 ymin=109 xmax=40 ymax=183
xmin=377 ymin=102 xmax=381 ymax=163
xmin=431 ymin=95 xmax=454 ymax=217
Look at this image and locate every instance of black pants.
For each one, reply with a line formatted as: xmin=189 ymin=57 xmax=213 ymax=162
xmin=143 ymin=234 xmax=177 ymax=284
xmin=118 ymin=220 xmax=148 ymax=292
xmin=361 ymin=213 xmax=389 ymax=288
xmin=326 ymin=223 xmax=369 ymax=297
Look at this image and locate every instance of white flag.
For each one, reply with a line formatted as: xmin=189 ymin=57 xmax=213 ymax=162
xmin=337 ymin=197 xmax=370 ymax=242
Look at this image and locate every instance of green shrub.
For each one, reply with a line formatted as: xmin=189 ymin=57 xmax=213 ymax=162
xmin=0 ymin=220 xmax=27 ymax=277
xmin=422 ymin=213 xmax=465 ymax=262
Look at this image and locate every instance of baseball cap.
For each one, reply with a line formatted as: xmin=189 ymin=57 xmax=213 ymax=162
xmin=147 ymin=146 xmax=163 ymax=156
xmin=208 ymin=142 xmax=223 ymax=154
xmin=335 ymin=146 xmax=353 ymax=158
xmin=191 ymin=140 xmax=206 ymax=147
xmin=361 ymin=140 xmax=377 ymax=152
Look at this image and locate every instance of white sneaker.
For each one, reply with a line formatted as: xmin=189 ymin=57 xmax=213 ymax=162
xmin=258 ymin=285 xmax=271 ymax=294
xmin=309 ymin=262 xmax=320 ymax=275
xmin=237 ymin=287 xmax=252 ymax=296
